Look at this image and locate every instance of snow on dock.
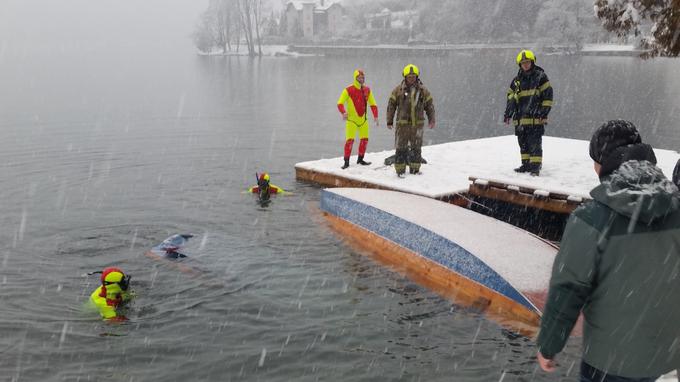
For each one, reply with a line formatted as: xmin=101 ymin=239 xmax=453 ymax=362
xmin=297 ymin=135 xmax=680 ymax=212
xmin=321 ymin=188 xmax=558 ymax=332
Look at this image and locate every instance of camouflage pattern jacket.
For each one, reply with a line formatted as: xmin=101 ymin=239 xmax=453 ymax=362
xmin=386 ymin=80 xmax=435 ymax=128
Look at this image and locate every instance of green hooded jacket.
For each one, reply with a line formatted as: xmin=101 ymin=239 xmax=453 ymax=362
xmin=537 ymin=160 xmax=680 ymax=378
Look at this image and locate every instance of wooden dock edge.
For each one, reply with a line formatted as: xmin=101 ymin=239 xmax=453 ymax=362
xmin=323 ymin=211 xmax=541 ymax=337
xmin=296 ymin=166 xmax=470 ymax=207
xmin=296 ymin=166 xmax=391 ymax=190
xmin=468 ymin=177 xmax=584 ymax=214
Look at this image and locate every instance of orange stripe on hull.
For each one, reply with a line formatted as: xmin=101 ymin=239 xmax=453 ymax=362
xmin=323 ymin=212 xmax=542 ymax=337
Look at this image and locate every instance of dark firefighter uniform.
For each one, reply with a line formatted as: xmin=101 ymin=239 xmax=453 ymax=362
xmin=504 ymin=50 xmax=553 ymax=175
xmin=386 ymin=64 xmax=435 ymax=176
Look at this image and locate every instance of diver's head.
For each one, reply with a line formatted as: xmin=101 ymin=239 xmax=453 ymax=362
xmin=98 ymin=267 xmax=130 ymax=298
xmin=258 ymin=173 xmax=271 ymax=191
xmin=258 ymin=173 xmax=270 ymax=185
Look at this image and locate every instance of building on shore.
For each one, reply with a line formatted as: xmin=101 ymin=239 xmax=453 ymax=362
xmin=365 ymin=8 xmax=417 ymax=31
xmin=283 ymin=0 xmax=344 ymax=40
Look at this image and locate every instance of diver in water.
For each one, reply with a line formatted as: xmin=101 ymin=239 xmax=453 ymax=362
xmin=153 ymin=234 xmax=192 ymax=259
xmin=248 ymin=172 xmax=287 ymax=203
xmin=89 ymin=267 xmax=133 ymax=321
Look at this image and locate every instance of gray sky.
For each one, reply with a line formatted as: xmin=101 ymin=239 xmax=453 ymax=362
xmin=0 ymin=0 xmax=208 ymax=50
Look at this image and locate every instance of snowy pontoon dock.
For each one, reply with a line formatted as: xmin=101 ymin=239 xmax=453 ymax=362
xmin=297 ymin=135 xmax=680 ymax=214
xmin=321 ymin=188 xmax=558 ymax=334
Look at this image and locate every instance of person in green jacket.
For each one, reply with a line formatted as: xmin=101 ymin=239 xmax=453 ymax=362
xmin=537 ymin=120 xmax=680 ymax=381
xmin=386 ymin=64 xmax=435 ymax=177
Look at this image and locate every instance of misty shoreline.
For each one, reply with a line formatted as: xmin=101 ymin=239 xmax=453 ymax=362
xmin=196 ymin=43 xmax=645 ymax=58
xmin=287 ymin=43 xmax=644 ymax=57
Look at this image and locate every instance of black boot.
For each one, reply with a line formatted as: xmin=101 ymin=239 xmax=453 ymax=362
xmin=395 ymin=163 xmax=406 ymax=177
xmin=530 ymin=164 xmax=541 ymax=176
xmin=514 ymin=161 xmax=529 ymax=173
xmin=341 ymin=158 xmax=350 ymax=169
xmin=357 ymin=155 xmax=371 ymax=166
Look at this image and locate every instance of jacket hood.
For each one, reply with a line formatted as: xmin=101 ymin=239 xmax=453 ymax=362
xmin=590 ymin=160 xmax=680 ymax=224
xmin=353 ymin=69 xmax=364 ymax=89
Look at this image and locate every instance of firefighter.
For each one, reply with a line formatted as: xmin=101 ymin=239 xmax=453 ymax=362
xmin=337 ymin=69 xmax=379 ymax=169
xmin=504 ymin=50 xmax=553 ymax=176
xmin=386 ymin=64 xmax=435 ymax=177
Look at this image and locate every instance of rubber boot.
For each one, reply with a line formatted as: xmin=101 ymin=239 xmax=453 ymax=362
xmin=357 ymin=155 xmax=371 ymax=166
xmin=514 ymin=160 xmax=529 ymax=173
xmin=341 ymin=157 xmax=350 ymax=169
xmin=529 ymin=163 xmax=541 ymax=176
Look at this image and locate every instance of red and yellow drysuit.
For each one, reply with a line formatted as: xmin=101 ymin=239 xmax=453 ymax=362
xmin=337 ymin=69 xmax=378 ymax=160
xmin=247 ymin=173 xmax=286 ymax=194
xmin=89 ymin=267 xmax=132 ymax=321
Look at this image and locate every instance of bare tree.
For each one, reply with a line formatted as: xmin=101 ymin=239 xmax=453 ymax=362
xmin=253 ymin=0 xmax=264 ymax=56
xmin=594 ymin=0 xmax=680 ymax=57
xmin=193 ymin=0 xmax=239 ymax=54
xmin=193 ymin=12 xmax=216 ymax=53
xmin=216 ymin=0 xmax=233 ymax=52
xmin=236 ymin=0 xmax=256 ymax=56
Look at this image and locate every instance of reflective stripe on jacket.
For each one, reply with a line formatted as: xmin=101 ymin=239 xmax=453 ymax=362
xmin=504 ymin=65 xmax=552 ymax=126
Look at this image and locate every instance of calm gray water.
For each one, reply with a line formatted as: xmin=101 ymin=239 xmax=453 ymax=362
xmin=1 ymin=36 xmax=679 ymax=381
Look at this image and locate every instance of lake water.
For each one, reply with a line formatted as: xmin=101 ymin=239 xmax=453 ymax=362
xmin=1 ymin=39 xmax=678 ymax=381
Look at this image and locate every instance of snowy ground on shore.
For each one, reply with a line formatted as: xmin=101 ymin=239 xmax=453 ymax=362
xmin=581 ymin=43 xmax=637 ymax=52
xmin=197 ymin=44 xmax=315 ymax=57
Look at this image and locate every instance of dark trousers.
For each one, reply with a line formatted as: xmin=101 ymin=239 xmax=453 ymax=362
xmin=516 ymin=126 xmax=543 ymax=169
xmin=394 ymin=124 xmax=424 ymax=173
xmin=580 ymin=362 xmax=659 ymax=382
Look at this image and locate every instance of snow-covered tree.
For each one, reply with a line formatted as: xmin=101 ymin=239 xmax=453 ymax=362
xmin=594 ymin=0 xmax=680 ymax=57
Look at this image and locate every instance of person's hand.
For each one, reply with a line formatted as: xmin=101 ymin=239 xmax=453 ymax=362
xmin=342 ymin=112 xmax=348 ymax=121
xmin=537 ymin=352 xmax=557 ymax=372
xmin=374 ymin=117 xmax=379 ymax=127
xmin=386 ymin=124 xmax=393 ymax=130
xmin=428 ymin=121 xmax=435 ymax=129
xmin=541 ymin=117 xmax=548 ymax=125
xmin=503 ymin=117 xmax=511 ymax=125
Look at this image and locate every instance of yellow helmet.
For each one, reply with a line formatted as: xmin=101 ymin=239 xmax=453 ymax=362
xmin=402 ymin=64 xmax=419 ymax=77
xmin=102 ymin=267 xmax=125 ymax=284
xmin=516 ymin=50 xmax=536 ymax=65
xmin=98 ymin=267 xmax=130 ymax=297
